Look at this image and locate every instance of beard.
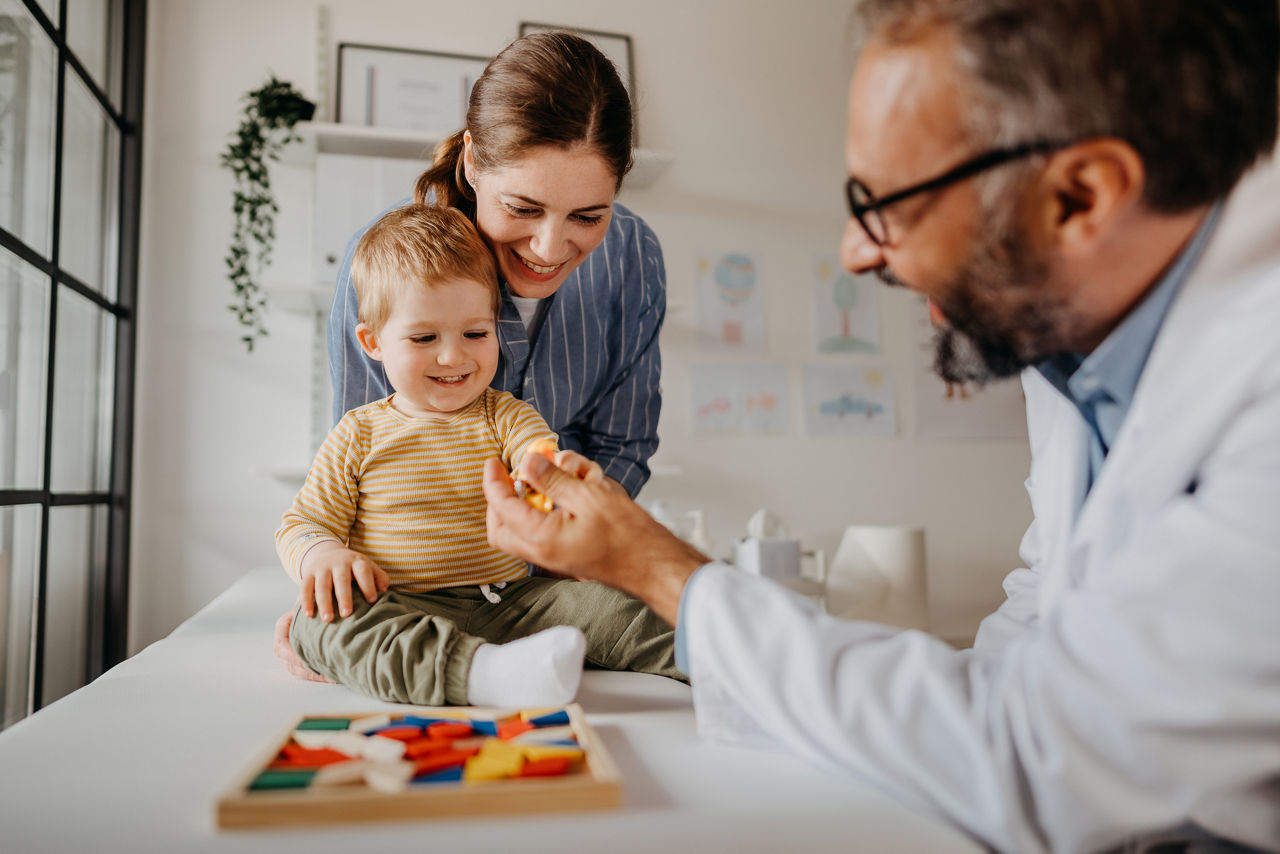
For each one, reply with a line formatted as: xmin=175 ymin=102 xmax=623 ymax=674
xmin=923 ymin=214 xmax=1072 ymax=386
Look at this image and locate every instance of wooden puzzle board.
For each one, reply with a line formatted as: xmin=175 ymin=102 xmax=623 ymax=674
xmin=216 ymin=703 xmax=620 ymax=828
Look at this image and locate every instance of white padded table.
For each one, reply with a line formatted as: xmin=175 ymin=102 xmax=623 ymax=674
xmin=0 ymin=567 xmax=982 ymax=853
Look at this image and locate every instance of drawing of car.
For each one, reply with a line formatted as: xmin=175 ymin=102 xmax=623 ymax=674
xmin=819 ymin=394 xmax=884 ymax=419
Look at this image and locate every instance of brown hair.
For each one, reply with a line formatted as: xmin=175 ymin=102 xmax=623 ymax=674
xmin=351 ymin=204 xmax=500 ymax=331
xmin=852 ymin=0 xmax=1280 ymax=213
xmin=414 ymin=31 xmax=634 ymax=219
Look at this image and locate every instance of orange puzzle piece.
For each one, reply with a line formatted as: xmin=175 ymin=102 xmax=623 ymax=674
xmin=519 ymin=439 xmax=559 ymax=512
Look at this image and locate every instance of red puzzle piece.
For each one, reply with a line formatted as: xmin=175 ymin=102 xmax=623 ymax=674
xmin=518 ymin=756 xmax=572 ymax=777
xmin=413 ymin=746 xmax=481 ymax=777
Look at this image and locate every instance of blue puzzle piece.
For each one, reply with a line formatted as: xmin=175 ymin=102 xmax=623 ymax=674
xmin=528 ymin=710 xmax=571 ymax=728
xmin=412 ymin=765 xmax=465 ymax=785
xmin=401 ymin=715 xmax=464 ymax=729
xmin=471 ymin=719 xmax=500 ymax=736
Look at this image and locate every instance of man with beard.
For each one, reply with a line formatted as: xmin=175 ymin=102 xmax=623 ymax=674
xmin=482 ymin=1 xmax=1280 ymax=851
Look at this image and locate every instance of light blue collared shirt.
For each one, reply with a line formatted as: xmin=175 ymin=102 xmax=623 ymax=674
xmin=676 ymin=204 xmax=1222 ymax=674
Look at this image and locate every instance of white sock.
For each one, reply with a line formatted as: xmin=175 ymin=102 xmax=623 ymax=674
xmin=466 ymin=626 xmax=587 ymax=707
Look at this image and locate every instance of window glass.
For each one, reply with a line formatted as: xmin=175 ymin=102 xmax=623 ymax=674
xmin=0 ymin=2 xmax=58 ymax=258
xmin=50 ymin=287 xmax=114 ymax=492
xmin=0 ymin=503 xmax=40 ymax=730
xmin=59 ymin=70 xmax=120 ymax=298
xmin=29 ymin=0 xmax=57 ymax=27
xmin=66 ymin=0 xmax=122 ymax=106
xmin=41 ymin=504 xmax=106 ymax=706
xmin=0 ymin=250 xmax=49 ymax=491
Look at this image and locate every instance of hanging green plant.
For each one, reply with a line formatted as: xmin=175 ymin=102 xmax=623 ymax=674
xmin=220 ymin=76 xmax=315 ymax=351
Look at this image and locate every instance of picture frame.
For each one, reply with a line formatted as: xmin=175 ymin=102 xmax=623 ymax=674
xmin=335 ymin=42 xmax=491 ymax=134
xmin=518 ymin=23 xmax=637 ymax=143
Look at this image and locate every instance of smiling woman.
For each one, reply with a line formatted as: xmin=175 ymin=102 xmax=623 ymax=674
xmin=328 ymin=30 xmax=665 ymax=498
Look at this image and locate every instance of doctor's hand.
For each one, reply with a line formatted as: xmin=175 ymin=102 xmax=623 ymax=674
xmin=483 ymin=452 xmax=708 ymax=625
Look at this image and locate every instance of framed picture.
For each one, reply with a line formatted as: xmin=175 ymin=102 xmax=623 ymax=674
xmin=335 ymin=43 xmax=491 ymax=133
xmin=518 ymin=23 xmax=637 ymax=143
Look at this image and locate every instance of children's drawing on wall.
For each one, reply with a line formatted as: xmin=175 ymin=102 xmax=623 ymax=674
xmin=812 ymin=255 xmax=880 ymax=355
xmin=689 ymin=363 xmax=789 ymax=436
xmin=695 ymin=251 xmax=767 ymax=352
xmin=802 ymin=364 xmax=897 ymax=437
xmin=910 ymin=297 xmax=1029 ymax=440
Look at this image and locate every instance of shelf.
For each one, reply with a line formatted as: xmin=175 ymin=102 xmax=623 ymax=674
xmin=287 ymin=122 xmax=674 ymax=188
xmin=625 ymin=150 xmax=674 ymax=190
xmin=293 ymin=121 xmax=444 ymax=161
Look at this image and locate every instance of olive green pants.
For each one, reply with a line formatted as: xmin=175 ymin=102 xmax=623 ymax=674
xmin=289 ymin=576 xmax=684 ymax=706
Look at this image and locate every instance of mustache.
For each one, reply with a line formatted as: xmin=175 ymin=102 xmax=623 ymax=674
xmin=874 ymin=266 xmax=910 ymax=289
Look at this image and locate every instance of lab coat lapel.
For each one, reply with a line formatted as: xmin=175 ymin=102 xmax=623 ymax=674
xmin=1028 ymin=373 xmax=1092 ymax=607
xmin=1066 ymin=161 xmax=1280 ymax=573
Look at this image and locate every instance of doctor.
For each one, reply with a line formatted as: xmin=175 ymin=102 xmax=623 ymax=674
xmin=483 ymin=1 xmax=1280 ymax=852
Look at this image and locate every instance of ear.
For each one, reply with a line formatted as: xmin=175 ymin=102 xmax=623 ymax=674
xmin=462 ymin=130 xmax=476 ymax=188
xmin=355 ymin=322 xmax=383 ymax=361
xmin=1036 ymin=138 xmax=1145 ymax=255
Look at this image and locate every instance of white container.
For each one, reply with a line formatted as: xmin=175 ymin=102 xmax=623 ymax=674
xmin=824 ymin=525 xmax=928 ymax=630
xmin=734 ymin=537 xmax=801 ymax=582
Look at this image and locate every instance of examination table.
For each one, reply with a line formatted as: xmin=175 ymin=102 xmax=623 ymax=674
xmin=0 ymin=567 xmax=981 ymax=853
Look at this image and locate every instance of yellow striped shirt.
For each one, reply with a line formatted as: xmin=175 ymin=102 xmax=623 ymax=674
xmin=276 ymin=388 xmax=555 ymax=591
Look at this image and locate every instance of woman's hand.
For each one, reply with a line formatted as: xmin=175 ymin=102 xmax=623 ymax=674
xmin=483 ymin=451 xmax=708 ymax=625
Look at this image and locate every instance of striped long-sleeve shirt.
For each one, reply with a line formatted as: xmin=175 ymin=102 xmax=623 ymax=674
xmin=276 ymin=389 xmax=556 ymax=591
xmin=328 ymin=201 xmax=665 ymax=498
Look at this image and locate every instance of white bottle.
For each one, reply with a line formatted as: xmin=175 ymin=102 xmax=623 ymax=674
xmin=685 ymin=510 xmax=713 ymax=555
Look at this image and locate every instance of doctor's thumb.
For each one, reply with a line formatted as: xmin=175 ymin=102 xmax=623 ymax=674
xmin=521 ymin=451 xmax=578 ymax=500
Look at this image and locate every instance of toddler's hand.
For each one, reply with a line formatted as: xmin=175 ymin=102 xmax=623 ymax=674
xmin=298 ymin=543 xmax=389 ymax=622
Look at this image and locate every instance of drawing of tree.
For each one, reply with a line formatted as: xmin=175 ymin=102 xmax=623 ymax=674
xmin=832 ymin=274 xmax=859 ymax=339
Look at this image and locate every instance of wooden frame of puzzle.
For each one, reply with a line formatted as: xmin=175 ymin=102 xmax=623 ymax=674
xmin=216 ymin=703 xmax=621 ymax=828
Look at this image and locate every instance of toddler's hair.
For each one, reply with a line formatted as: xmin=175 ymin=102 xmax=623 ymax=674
xmin=351 ymin=204 xmax=499 ymax=330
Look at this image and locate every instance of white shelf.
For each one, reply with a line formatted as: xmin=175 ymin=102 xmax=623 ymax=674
xmin=287 ymin=121 xmax=674 ymax=189
xmin=292 ymin=121 xmax=444 ymax=161
xmin=625 ymin=150 xmax=674 ymax=190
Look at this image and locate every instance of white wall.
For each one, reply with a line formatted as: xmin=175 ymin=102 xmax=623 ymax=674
xmin=132 ymin=0 xmax=1032 ymax=652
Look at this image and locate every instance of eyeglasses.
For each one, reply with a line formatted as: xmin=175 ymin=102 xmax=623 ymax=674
xmin=845 ymin=140 xmax=1071 ymax=247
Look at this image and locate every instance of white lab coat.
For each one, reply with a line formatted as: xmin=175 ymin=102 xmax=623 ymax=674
xmin=683 ymin=155 xmax=1280 ymax=854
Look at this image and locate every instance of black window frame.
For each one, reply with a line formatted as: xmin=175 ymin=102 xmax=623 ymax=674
xmin=0 ymin=0 xmax=146 ymax=724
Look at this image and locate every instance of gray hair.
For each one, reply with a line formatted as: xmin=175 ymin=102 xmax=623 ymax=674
xmin=851 ymin=0 xmax=1280 ymax=212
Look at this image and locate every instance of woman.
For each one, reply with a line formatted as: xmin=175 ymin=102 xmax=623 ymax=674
xmin=328 ymin=30 xmax=665 ymax=498
xmin=276 ymin=31 xmax=668 ymax=680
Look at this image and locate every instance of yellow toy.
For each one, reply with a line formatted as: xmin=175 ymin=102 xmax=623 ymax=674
xmin=515 ymin=439 xmax=559 ymax=512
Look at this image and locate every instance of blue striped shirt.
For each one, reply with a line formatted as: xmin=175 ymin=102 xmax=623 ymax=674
xmin=327 ymin=200 xmax=666 ymax=498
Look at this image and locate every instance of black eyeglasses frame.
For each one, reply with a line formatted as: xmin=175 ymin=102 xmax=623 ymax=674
xmin=845 ymin=140 xmax=1072 ymax=246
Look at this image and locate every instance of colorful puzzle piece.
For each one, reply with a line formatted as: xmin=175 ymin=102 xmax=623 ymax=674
xmin=295 ymin=717 xmax=350 ymax=731
xmin=413 ymin=746 xmax=481 ymax=777
xmin=519 ymin=756 xmax=573 ymax=777
xmin=412 ymin=765 xmax=465 ymax=785
xmin=521 ymin=708 xmax=572 ymax=727
xmin=249 ymin=769 xmax=316 ymax=790
xmin=464 ymin=739 xmax=526 ymax=782
xmin=426 ymin=721 xmax=474 ymax=740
